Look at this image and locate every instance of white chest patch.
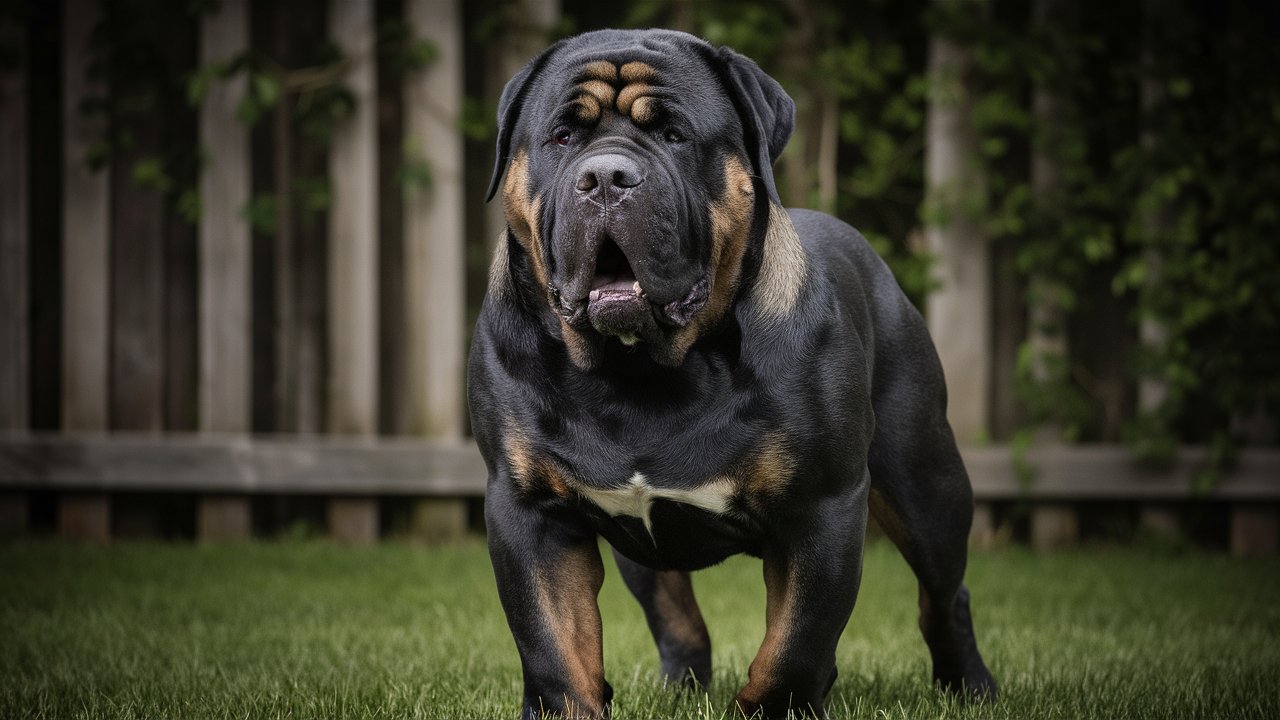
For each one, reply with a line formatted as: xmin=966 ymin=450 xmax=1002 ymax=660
xmin=576 ymin=472 xmax=736 ymax=536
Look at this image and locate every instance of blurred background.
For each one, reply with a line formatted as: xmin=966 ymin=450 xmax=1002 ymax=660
xmin=0 ymin=0 xmax=1277 ymax=550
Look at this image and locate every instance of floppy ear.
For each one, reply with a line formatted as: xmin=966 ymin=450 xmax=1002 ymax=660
xmin=485 ymin=40 xmax=567 ymax=203
xmin=716 ymin=47 xmax=795 ymax=205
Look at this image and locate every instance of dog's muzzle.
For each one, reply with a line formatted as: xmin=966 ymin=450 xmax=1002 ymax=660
xmin=554 ymin=152 xmax=709 ymax=344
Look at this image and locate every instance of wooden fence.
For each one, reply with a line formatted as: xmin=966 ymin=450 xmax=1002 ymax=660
xmin=0 ymin=435 xmax=1277 ymax=553
xmin=1 ymin=1 xmax=1277 ymax=553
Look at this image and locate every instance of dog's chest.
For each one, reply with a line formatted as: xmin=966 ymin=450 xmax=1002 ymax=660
xmin=506 ymin=421 xmax=796 ymax=532
xmin=575 ymin=471 xmax=737 ymax=533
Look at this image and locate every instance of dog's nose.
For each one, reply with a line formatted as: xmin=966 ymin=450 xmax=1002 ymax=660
xmin=575 ymin=154 xmax=644 ymax=195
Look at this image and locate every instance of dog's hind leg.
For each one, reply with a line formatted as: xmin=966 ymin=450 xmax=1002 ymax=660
xmin=612 ymin=548 xmax=712 ymax=689
xmin=867 ymin=386 xmax=998 ymax=701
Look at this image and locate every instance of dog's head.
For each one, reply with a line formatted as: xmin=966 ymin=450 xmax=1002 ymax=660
xmin=487 ymin=29 xmax=804 ymax=369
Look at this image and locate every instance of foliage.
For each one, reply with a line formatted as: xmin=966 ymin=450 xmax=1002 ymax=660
xmin=928 ymin=1 xmax=1280 ymax=467
xmin=83 ymin=1 xmax=438 ymax=234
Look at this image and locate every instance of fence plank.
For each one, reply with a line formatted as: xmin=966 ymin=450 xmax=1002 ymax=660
xmin=326 ymin=0 xmax=378 ymax=436
xmin=1230 ymin=506 xmax=1278 ymax=557
xmin=962 ymin=445 xmax=1280 ymax=499
xmin=108 ymin=26 xmax=166 ymax=431
xmin=199 ymin=1 xmax=251 ymax=433
xmin=0 ymin=14 xmax=28 ymax=431
xmin=58 ymin=493 xmax=110 ymax=543
xmin=61 ymin=4 xmax=110 ymax=433
xmin=1031 ymin=504 xmax=1078 ymax=551
xmin=0 ymin=492 xmax=28 ymax=538
xmin=0 ymin=434 xmax=488 ymax=495
xmin=327 ymin=497 xmax=378 ymax=545
xmin=404 ymin=0 xmax=465 ymax=439
xmin=925 ymin=3 xmax=991 ymax=444
xmin=198 ymin=495 xmax=252 ymax=542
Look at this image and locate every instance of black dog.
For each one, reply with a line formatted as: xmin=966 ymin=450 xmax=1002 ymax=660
xmin=469 ymin=28 xmax=996 ymax=719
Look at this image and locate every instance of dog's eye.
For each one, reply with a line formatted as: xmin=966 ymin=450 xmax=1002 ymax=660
xmin=663 ymin=128 xmax=686 ymax=144
xmin=552 ymin=129 xmax=573 ymax=146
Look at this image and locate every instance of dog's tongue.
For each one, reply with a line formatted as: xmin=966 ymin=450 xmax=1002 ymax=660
xmin=587 ymin=280 xmax=650 ymax=342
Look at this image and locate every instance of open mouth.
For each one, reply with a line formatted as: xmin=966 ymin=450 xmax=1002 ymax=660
xmin=588 ymin=238 xmax=643 ymax=301
xmin=584 ymin=238 xmax=651 ymax=343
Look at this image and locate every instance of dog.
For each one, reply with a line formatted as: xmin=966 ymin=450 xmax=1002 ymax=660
xmin=468 ymin=28 xmax=997 ymax=719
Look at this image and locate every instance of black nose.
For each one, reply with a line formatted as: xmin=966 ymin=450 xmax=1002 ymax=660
xmin=575 ymin=153 xmax=645 ymax=195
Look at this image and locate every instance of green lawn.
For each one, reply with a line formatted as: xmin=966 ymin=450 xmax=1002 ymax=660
xmin=1 ymin=538 xmax=1277 ymax=719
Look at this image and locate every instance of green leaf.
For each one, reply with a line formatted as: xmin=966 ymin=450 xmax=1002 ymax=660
xmin=131 ymin=157 xmax=173 ymax=193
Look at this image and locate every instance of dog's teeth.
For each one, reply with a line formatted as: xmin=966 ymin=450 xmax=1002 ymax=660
xmin=633 ymin=281 xmax=643 ymax=295
xmin=589 ymin=289 xmax=601 ymax=303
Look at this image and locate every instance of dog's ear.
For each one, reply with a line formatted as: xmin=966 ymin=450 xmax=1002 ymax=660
xmin=716 ymin=47 xmax=795 ymax=205
xmin=485 ymin=40 xmax=568 ymax=203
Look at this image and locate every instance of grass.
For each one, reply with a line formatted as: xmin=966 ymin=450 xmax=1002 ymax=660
xmin=1 ymin=538 xmax=1278 ymax=719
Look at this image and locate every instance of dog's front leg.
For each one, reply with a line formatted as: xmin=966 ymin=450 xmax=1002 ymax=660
xmin=734 ymin=480 xmax=869 ymax=719
xmin=486 ymin=480 xmax=612 ymax=719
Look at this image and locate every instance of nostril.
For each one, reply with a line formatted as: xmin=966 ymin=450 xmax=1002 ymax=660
xmin=612 ymin=168 xmax=642 ymax=189
xmin=576 ymin=171 xmax=598 ymax=193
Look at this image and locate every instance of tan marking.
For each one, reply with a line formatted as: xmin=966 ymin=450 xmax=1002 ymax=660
xmin=575 ymin=96 xmax=601 ymax=122
xmin=616 ymin=82 xmax=652 ymax=116
xmin=559 ymin=318 xmax=597 ymax=371
xmin=579 ymin=79 xmax=616 ymax=108
xmin=502 ymin=417 xmax=571 ymax=498
xmin=630 ymin=96 xmax=655 ymax=124
xmin=534 ymin=544 xmax=607 ymax=716
xmin=743 ymin=432 xmax=796 ymax=499
xmin=581 ymin=60 xmax=618 ymax=83
xmin=868 ymin=487 xmax=908 ymax=549
xmin=711 ymin=431 xmax=795 ymax=512
xmin=501 ymin=151 xmax=550 ymax=292
xmin=665 ymin=155 xmax=755 ymax=362
xmin=574 ymin=61 xmax=660 ymax=126
xmin=754 ymin=204 xmax=808 ymax=321
xmin=739 ymin=555 xmax=798 ymax=705
xmin=485 ymin=230 xmax=510 ymax=299
xmin=619 ymin=61 xmax=656 ymax=83
xmin=653 ymin=571 xmax=710 ymax=656
xmin=503 ymin=417 xmax=535 ymax=491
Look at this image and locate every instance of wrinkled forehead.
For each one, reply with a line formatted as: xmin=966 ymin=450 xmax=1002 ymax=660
xmin=532 ymin=35 xmax=735 ymax=130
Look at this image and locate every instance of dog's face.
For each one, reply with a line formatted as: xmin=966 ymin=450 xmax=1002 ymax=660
xmin=487 ymin=30 xmax=796 ymax=369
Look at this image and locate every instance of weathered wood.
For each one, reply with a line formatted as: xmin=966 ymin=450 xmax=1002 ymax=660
xmin=327 ymin=0 xmax=378 ymax=436
xmin=924 ymin=0 xmax=991 ymax=444
xmin=61 ymin=3 xmax=110 ymax=432
xmin=1230 ymin=506 xmax=1278 ymax=557
xmin=1031 ymin=504 xmax=1078 ymax=551
xmin=0 ymin=14 xmax=28 ymax=431
xmin=3 ymin=438 xmax=1278 ymax=503
xmin=199 ymin=1 xmax=252 ymax=433
xmin=1138 ymin=504 xmax=1181 ymax=540
xmin=404 ymin=0 xmax=464 ymax=438
xmin=0 ymin=492 xmax=28 ymax=538
xmin=327 ymin=496 xmax=378 ymax=545
xmin=109 ymin=58 xmax=166 ymax=431
xmin=962 ymin=445 xmax=1280 ymax=500
xmin=198 ymin=495 xmax=252 ymax=542
xmin=970 ymin=502 xmax=996 ymax=550
xmin=409 ymin=497 xmax=469 ymax=543
xmin=0 ymin=434 xmax=488 ymax=495
xmin=484 ymin=0 xmax=562 ymax=252
xmin=58 ymin=493 xmax=110 ymax=542
xmin=376 ymin=0 xmax=406 ymax=435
